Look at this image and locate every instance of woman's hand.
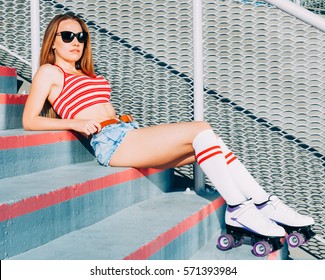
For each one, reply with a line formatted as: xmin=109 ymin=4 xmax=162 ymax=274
xmin=71 ymin=119 xmax=102 ymax=136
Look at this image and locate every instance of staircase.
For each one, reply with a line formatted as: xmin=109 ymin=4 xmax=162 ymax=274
xmin=0 ymin=68 xmax=288 ymax=260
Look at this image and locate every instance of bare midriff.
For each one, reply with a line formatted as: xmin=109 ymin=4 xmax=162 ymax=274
xmin=73 ymin=102 xmax=118 ymax=122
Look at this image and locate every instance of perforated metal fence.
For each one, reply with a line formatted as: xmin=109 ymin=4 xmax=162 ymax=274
xmin=0 ymin=0 xmax=324 ymax=259
xmin=294 ymin=0 xmax=325 ymax=15
xmin=203 ymin=0 xmax=325 ymax=259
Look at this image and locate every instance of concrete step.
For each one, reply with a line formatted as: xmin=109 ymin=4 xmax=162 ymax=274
xmin=0 ymin=93 xmax=27 ymax=130
xmin=0 ymin=161 xmax=173 ymax=259
xmin=0 ymin=67 xmax=17 ymax=94
xmin=9 ymin=191 xmax=226 ymax=260
xmin=0 ymin=128 xmax=94 ymax=178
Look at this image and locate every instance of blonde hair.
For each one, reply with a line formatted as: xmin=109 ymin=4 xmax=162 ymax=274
xmin=40 ymin=13 xmax=95 ymax=117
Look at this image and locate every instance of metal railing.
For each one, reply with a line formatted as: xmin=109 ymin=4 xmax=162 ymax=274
xmin=269 ymin=0 xmax=325 ymax=31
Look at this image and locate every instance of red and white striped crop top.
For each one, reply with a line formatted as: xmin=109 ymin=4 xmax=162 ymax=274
xmin=52 ymin=65 xmax=111 ymax=119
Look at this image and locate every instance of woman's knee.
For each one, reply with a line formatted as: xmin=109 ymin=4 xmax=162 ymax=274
xmin=191 ymin=121 xmax=221 ymax=139
xmin=193 ymin=121 xmax=213 ymax=132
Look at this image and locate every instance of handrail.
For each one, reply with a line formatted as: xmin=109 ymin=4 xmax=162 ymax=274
xmin=265 ymin=0 xmax=325 ymax=32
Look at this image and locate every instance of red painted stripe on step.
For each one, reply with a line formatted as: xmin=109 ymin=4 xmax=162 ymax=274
xmin=0 ymin=67 xmax=16 ymax=76
xmin=0 ymin=94 xmax=27 ymax=104
xmin=0 ymin=131 xmax=79 ymax=150
xmin=123 ymin=196 xmax=225 ymax=260
xmin=0 ymin=168 xmax=162 ymax=222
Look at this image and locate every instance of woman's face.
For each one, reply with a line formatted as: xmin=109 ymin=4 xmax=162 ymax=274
xmin=53 ymin=19 xmax=85 ymax=65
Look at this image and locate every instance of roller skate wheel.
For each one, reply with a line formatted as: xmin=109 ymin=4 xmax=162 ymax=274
xmin=217 ymin=234 xmax=235 ymax=251
xmin=286 ymin=232 xmax=305 ymax=248
xmin=252 ymin=241 xmax=271 ymax=257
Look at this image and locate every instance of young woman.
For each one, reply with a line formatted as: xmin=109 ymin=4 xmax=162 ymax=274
xmin=23 ymin=13 xmax=314 ymax=248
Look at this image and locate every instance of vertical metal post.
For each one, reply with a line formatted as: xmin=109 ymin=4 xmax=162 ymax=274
xmin=31 ymin=0 xmax=40 ymax=78
xmin=193 ymin=0 xmax=206 ymax=193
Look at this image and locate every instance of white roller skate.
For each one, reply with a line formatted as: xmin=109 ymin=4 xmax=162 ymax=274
xmin=257 ymin=195 xmax=315 ymax=248
xmin=217 ymin=199 xmax=285 ymax=257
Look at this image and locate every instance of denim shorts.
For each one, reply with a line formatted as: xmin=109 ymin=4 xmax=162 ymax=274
xmin=90 ymin=121 xmax=139 ymax=166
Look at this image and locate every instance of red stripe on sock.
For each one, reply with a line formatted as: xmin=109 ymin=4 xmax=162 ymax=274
xmin=225 ymin=152 xmax=233 ymax=159
xmin=196 ymin=146 xmax=221 ymax=159
xmin=226 ymin=156 xmax=237 ymax=165
xmin=198 ymin=151 xmax=223 ymax=165
xmin=225 ymin=152 xmax=237 ymax=165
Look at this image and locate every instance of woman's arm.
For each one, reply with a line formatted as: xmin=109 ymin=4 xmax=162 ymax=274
xmin=22 ymin=64 xmax=101 ymax=135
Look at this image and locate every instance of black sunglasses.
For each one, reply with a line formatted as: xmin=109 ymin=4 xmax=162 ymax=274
xmin=56 ymin=31 xmax=88 ymax=43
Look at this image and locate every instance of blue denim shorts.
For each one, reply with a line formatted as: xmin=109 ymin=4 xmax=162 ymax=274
xmin=90 ymin=121 xmax=139 ymax=166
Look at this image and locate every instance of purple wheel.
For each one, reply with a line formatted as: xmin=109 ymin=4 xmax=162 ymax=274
xmin=286 ymin=232 xmax=305 ymax=248
xmin=217 ymin=234 xmax=235 ymax=251
xmin=252 ymin=241 xmax=271 ymax=257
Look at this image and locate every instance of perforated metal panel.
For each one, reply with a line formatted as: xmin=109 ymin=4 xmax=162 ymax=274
xmin=203 ymin=0 xmax=325 ymax=259
xmin=0 ymin=0 xmax=32 ymax=82
xmin=0 ymin=0 xmax=324 ymax=259
xmin=297 ymin=0 xmax=325 ymax=15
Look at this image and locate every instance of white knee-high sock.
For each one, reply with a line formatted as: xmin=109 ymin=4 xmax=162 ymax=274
xmin=193 ymin=130 xmax=246 ymax=205
xmin=216 ymin=137 xmax=269 ymax=204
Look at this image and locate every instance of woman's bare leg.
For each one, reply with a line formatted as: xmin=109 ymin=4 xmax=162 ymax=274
xmin=110 ymin=122 xmax=248 ymax=205
xmin=109 ymin=121 xmax=211 ymax=168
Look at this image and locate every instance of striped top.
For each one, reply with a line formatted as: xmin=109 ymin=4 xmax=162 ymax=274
xmin=52 ymin=65 xmax=111 ymax=119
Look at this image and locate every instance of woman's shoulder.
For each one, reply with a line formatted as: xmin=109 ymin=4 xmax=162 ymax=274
xmin=37 ymin=63 xmax=60 ymax=75
xmin=34 ymin=64 xmax=62 ymax=82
